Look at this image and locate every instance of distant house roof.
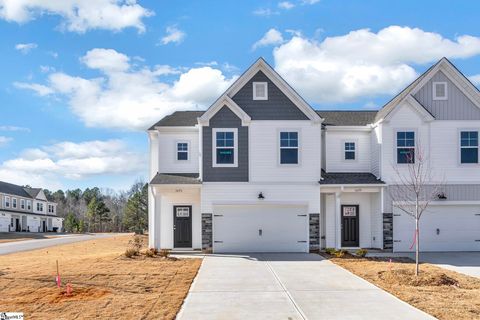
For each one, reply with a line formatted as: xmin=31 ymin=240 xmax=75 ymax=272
xmin=149 ymin=110 xmax=380 ymax=129
xmin=317 ymin=111 xmax=378 ymax=126
xmin=24 ymin=188 xmax=42 ymax=199
xmin=320 ymin=171 xmax=384 ymax=185
xmin=150 ymin=173 xmax=201 ymax=185
xmin=0 ymin=181 xmax=33 ymax=198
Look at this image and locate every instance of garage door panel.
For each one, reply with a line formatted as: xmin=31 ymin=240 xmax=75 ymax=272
xmin=213 ymin=205 xmax=308 ymax=253
xmin=394 ymin=205 xmax=480 ymax=252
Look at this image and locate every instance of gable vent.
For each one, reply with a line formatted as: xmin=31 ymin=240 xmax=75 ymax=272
xmin=253 ymin=82 xmax=268 ymax=100
xmin=433 ymin=82 xmax=447 ymax=100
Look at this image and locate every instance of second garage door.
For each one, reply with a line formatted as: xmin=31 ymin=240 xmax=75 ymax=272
xmin=393 ymin=205 xmax=480 ymax=252
xmin=213 ymin=204 xmax=309 ymax=253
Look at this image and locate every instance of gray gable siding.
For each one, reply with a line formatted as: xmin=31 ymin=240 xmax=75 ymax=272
xmin=414 ymin=70 xmax=480 ymax=120
xmin=202 ymin=106 xmax=249 ymax=182
xmin=232 ymin=71 xmax=309 ymax=120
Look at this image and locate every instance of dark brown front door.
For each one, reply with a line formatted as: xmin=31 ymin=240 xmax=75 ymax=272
xmin=341 ymin=205 xmax=359 ymax=247
xmin=173 ymin=206 xmax=192 ymax=248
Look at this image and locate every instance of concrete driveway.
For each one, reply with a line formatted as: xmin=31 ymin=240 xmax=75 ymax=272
xmin=177 ymin=253 xmax=434 ymax=320
xmin=414 ymin=252 xmax=480 ymax=278
xmin=0 ymin=233 xmax=126 ymax=255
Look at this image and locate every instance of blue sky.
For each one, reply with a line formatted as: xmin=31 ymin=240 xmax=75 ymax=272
xmin=1 ymin=0 xmax=480 ymax=191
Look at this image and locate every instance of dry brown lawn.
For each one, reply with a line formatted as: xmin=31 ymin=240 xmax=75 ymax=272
xmin=0 ymin=235 xmax=202 ymax=320
xmin=324 ymin=253 xmax=480 ymax=320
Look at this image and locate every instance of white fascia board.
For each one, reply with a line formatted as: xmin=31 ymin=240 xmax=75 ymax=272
xmin=325 ymin=126 xmax=372 ymax=132
xmin=156 ymin=126 xmax=199 ymax=133
xmin=383 ymin=95 xmax=434 ymax=123
xmin=198 ymin=95 xmax=251 ymax=126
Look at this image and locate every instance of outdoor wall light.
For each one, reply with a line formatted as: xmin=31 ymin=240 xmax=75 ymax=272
xmin=258 ymin=192 xmax=265 ymax=200
xmin=437 ymin=193 xmax=447 ymax=200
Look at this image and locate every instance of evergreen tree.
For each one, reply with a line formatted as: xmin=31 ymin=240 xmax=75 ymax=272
xmin=123 ymin=183 xmax=148 ymax=232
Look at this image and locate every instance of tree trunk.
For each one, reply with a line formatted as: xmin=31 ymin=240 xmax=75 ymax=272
xmin=415 ymin=217 xmax=419 ymax=276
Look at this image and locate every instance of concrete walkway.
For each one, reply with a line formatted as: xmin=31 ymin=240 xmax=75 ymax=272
xmin=177 ymin=253 xmax=434 ymax=320
xmin=0 ymin=233 xmax=127 ymax=255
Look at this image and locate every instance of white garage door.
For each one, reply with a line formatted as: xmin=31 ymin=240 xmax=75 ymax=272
xmin=393 ymin=205 xmax=480 ymax=252
xmin=213 ymin=205 xmax=309 ymax=253
xmin=0 ymin=213 xmax=10 ymax=232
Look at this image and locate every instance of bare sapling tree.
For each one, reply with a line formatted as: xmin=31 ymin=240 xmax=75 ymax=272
xmin=389 ymin=143 xmax=444 ymax=276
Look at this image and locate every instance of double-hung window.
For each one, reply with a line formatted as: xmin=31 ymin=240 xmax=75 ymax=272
xmin=20 ymin=199 xmax=25 ymax=210
xmin=12 ymin=198 xmax=17 ymax=208
xmin=397 ymin=131 xmax=415 ymax=164
xmin=213 ymin=129 xmax=237 ymax=167
xmin=27 ymin=200 xmax=31 ymax=211
xmin=280 ymin=131 xmax=299 ymax=164
xmin=176 ymin=142 xmax=189 ymax=161
xmin=460 ymin=131 xmax=478 ymax=164
xmin=37 ymin=202 xmax=43 ymax=212
xmin=5 ymin=196 xmax=10 ymax=208
xmin=344 ymin=142 xmax=356 ymax=160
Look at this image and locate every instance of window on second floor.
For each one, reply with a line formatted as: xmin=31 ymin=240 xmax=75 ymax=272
xmin=213 ymin=129 xmax=237 ymax=167
xmin=48 ymin=204 xmax=55 ymax=213
xmin=37 ymin=202 xmax=43 ymax=212
xmin=397 ymin=131 xmax=415 ymax=164
xmin=176 ymin=142 xmax=189 ymax=161
xmin=280 ymin=131 xmax=299 ymax=164
xmin=12 ymin=198 xmax=17 ymax=208
xmin=460 ymin=131 xmax=478 ymax=164
xmin=20 ymin=199 xmax=25 ymax=209
xmin=27 ymin=200 xmax=31 ymax=211
xmin=344 ymin=142 xmax=356 ymax=160
xmin=5 ymin=196 xmax=10 ymax=208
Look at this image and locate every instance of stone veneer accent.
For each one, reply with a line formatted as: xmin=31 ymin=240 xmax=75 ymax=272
xmin=383 ymin=212 xmax=393 ymax=251
xmin=202 ymin=213 xmax=212 ymax=252
xmin=309 ymin=213 xmax=320 ymax=252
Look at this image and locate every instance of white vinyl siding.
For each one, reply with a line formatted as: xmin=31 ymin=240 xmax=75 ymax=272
xmin=176 ymin=141 xmax=189 ymax=161
xmin=157 ymin=130 xmax=199 ymax=174
xmin=325 ymin=130 xmax=370 ymax=173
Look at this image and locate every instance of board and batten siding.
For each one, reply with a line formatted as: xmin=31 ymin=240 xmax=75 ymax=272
xmin=202 ymin=106 xmax=249 ymax=182
xmin=249 ymin=120 xmax=321 ymax=182
xmin=325 ymin=130 xmax=371 ymax=173
xmin=414 ymin=70 xmax=480 ymax=120
xmin=231 ymin=71 xmax=309 ymax=120
xmin=157 ymin=130 xmax=199 ymax=174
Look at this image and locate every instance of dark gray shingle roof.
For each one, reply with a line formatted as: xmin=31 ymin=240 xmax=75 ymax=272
xmin=149 ymin=111 xmax=204 ymax=129
xmin=0 ymin=181 xmax=33 ymax=198
xmin=317 ymin=111 xmax=378 ymax=126
xmin=150 ymin=173 xmax=201 ymax=185
xmin=320 ymin=171 xmax=384 ymax=185
xmin=149 ymin=110 xmax=379 ymax=128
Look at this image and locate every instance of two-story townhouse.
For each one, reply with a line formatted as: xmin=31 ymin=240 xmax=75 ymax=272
xmin=0 ymin=181 xmax=63 ymax=233
xmin=148 ymin=57 xmax=480 ymax=253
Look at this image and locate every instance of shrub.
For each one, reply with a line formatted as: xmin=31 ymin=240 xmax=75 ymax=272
xmin=158 ymin=249 xmax=171 ymax=258
xmin=325 ymin=248 xmax=336 ymax=255
xmin=129 ymin=235 xmax=144 ymax=251
xmin=125 ymin=248 xmax=138 ymax=258
xmin=145 ymin=248 xmax=158 ymax=257
xmin=333 ymin=249 xmax=348 ymax=258
xmin=356 ymin=248 xmax=368 ymax=257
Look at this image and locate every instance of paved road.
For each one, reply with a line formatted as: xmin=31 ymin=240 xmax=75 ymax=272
xmin=177 ymin=253 xmax=434 ymax=320
xmin=0 ymin=233 xmax=127 ymax=255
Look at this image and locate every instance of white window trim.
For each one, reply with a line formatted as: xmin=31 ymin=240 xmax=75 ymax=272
xmin=20 ymin=199 xmax=25 ymax=209
xmin=458 ymin=128 xmax=480 ymax=166
xmin=253 ymin=82 xmax=268 ymax=100
xmin=5 ymin=196 xmax=10 ymax=208
xmin=175 ymin=140 xmax=190 ymax=162
xmin=433 ymin=81 xmax=448 ymax=100
xmin=394 ymin=128 xmax=417 ymax=165
xmin=27 ymin=200 xmax=31 ymax=211
xmin=212 ymin=128 xmax=238 ymax=168
xmin=12 ymin=198 xmax=17 ymax=208
xmin=278 ymin=128 xmax=301 ymax=166
xmin=342 ymin=140 xmax=358 ymax=162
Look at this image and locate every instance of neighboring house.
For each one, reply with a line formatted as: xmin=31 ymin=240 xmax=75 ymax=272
xmin=0 ymin=181 xmax=63 ymax=233
xmin=147 ymin=57 xmax=480 ymax=253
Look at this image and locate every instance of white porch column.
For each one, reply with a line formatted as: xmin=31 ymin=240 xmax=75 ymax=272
xmin=149 ymin=186 xmax=162 ymax=249
xmin=335 ymin=192 xmax=342 ymax=249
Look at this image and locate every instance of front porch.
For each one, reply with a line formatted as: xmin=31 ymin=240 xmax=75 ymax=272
xmin=320 ymin=173 xmax=385 ymax=250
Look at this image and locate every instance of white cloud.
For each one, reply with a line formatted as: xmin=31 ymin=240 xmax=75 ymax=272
xmin=469 ymin=74 xmax=480 ymax=86
xmin=278 ymin=1 xmax=295 ymax=9
xmin=252 ymin=28 xmax=284 ymax=50
xmin=302 ymin=0 xmax=320 ymax=4
xmin=253 ymin=8 xmax=279 ymax=16
xmin=160 ymin=25 xmax=186 ymax=45
xmin=273 ymin=26 xmax=480 ymax=103
xmin=0 ymin=136 xmax=12 ymax=147
xmin=0 ymin=0 xmax=153 ymax=33
xmin=0 ymin=126 xmax=30 ymax=132
xmin=15 ymin=42 xmax=37 ymax=54
xmin=0 ymin=139 xmax=144 ymax=189
xmin=16 ymin=48 xmax=237 ymax=131
xmin=13 ymin=82 xmax=54 ymax=96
